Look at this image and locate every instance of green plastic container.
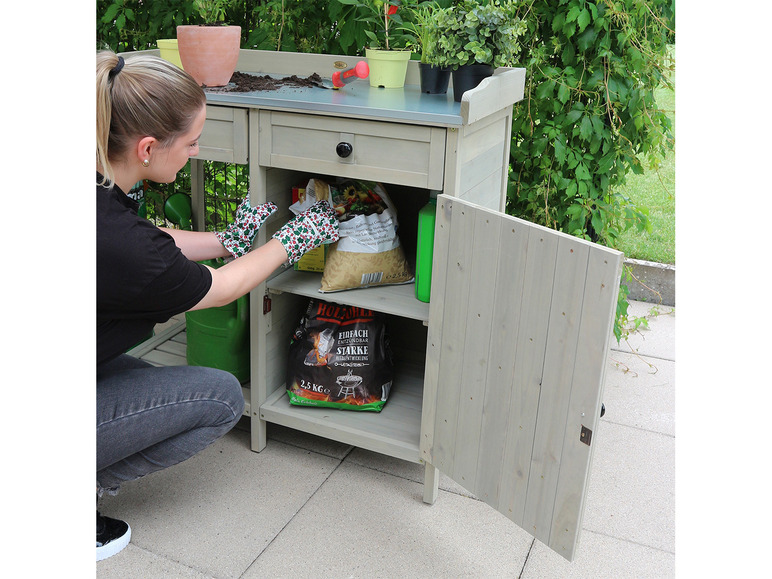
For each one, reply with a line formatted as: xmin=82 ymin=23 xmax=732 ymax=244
xmin=415 ymin=198 xmax=437 ymax=303
xmin=185 ymin=258 xmax=250 ymax=383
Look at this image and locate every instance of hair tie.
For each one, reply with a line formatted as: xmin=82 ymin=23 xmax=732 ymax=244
xmin=109 ymin=56 xmax=125 ymax=79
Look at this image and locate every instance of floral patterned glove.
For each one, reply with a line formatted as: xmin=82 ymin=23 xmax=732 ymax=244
xmin=272 ymin=200 xmax=339 ymax=265
xmin=215 ymin=198 xmax=278 ymax=258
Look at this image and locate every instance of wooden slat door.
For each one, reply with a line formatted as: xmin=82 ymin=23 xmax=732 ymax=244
xmin=420 ymin=195 xmax=623 ymax=561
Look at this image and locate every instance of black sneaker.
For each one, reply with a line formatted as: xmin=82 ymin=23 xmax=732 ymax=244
xmin=96 ymin=512 xmax=131 ymax=561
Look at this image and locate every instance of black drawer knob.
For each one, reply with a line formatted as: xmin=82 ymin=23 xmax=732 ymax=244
xmin=336 ymin=142 xmax=353 ymax=158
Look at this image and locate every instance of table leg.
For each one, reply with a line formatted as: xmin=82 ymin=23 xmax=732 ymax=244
xmin=423 ymin=462 xmax=439 ymax=504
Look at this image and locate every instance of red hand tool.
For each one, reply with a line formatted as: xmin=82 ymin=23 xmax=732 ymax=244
xmin=332 ymin=61 xmax=370 ymax=88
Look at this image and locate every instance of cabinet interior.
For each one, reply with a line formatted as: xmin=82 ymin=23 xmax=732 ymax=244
xmin=256 ymin=167 xmax=433 ymax=463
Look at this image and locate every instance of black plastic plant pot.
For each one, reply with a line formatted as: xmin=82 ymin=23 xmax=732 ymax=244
xmin=452 ymin=64 xmax=495 ymax=102
xmin=419 ymin=62 xmax=451 ymax=94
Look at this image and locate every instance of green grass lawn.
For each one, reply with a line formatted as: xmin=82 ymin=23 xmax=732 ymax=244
xmin=614 ymin=65 xmax=675 ymax=265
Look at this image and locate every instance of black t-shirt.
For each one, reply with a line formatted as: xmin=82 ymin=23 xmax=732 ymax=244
xmin=97 ymin=178 xmax=212 ymax=366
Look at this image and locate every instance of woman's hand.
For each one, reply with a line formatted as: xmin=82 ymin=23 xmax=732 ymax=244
xmin=271 ymin=200 xmax=339 ymax=264
xmin=215 ymin=198 xmax=278 ymax=258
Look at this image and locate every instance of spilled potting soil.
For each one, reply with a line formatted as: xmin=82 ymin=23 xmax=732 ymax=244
xmin=205 ymin=71 xmax=328 ymax=92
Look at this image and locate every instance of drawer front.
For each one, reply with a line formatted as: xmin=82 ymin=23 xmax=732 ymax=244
xmin=193 ymin=105 xmax=248 ymax=164
xmin=258 ymin=111 xmax=445 ymax=190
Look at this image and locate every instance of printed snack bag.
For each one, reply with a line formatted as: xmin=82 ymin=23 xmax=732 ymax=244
xmin=287 ymin=300 xmax=394 ymax=412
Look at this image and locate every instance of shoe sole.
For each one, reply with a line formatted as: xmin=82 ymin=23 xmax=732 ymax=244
xmin=96 ymin=524 xmax=131 ymax=562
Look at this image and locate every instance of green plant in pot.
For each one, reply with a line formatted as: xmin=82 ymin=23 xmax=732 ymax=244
xmin=337 ymin=0 xmax=417 ymax=88
xmin=177 ymin=0 xmax=241 ymax=87
xmin=434 ymin=0 xmax=527 ymax=101
xmin=400 ymin=1 xmax=453 ymax=94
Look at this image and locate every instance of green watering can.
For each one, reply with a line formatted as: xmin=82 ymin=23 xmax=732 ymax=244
xmin=162 ymin=192 xmax=250 ymax=382
xmin=164 ymin=192 xmax=193 ymax=230
xmin=185 ymin=259 xmax=250 ymax=383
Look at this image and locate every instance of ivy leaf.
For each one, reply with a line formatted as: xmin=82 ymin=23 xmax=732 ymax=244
xmin=101 ymin=3 xmax=120 ymax=23
xmin=591 ymin=212 xmax=604 ymax=235
xmin=536 ymin=80 xmax=556 ymax=100
xmin=562 ymin=40 xmax=575 ymax=65
xmin=554 ymin=138 xmax=567 ymax=163
xmin=565 ymin=109 xmax=583 ymax=124
xmin=566 ymin=5 xmax=581 ymax=23
xmin=577 ymin=9 xmax=591 ymax=32
xmin=557 ymin=82 xmax=571 ymax=104
xmin=579 ymin=115 xmax=593 ymax=140
xmin=591 ymin=115 xmax=605 ymax=136
xmin=577 ymin=27 xmax=597 ymax=52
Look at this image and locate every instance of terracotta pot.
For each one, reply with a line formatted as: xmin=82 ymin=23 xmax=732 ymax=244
xmin=176 ymin=25 xmax=241 ymax=87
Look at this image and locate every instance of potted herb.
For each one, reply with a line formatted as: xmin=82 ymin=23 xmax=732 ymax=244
xmin=177 ymin=0 xmax=241 ymax=87
xmin=338 ymin=0 xmax=416 ymax=88
xmin=400 ymin=1 xmax=452 ymax=94
xmin=434 ymin=0 xmax=527 ymax=101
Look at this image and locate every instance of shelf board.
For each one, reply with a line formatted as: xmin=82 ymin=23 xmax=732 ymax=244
xmin=259 ymin=359 xmax=425 ymax=464
xmin=267 ymin=268 xmax=430 ymax=323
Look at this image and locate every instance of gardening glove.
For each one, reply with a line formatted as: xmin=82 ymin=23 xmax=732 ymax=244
xmin=215 ymin=197 xmax=278 ymax=258
xmin=272 ymin=200 xmax=339 ymax=265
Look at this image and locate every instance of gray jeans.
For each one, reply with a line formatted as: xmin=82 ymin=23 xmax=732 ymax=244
xmin=97 ymin=354 xmax=245 ymax=495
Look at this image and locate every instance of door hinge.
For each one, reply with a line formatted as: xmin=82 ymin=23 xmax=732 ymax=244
xmin=580 ymin=425 xmax=593 ymax=446
xmin=263 ymin=295 xmax=272 ymax=314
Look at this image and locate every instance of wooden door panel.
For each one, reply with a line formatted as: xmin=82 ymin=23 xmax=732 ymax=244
xmin=421 ymin=195 xmax=623 ymax=561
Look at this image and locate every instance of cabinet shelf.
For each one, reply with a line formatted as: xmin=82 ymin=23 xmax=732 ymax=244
xmin=266 ymin=268 xmax=430 ymax=323
xmin=259 ymin=359 xmax=425 ymax=464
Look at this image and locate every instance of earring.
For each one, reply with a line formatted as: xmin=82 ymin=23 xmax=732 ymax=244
xmin=142 ymin=159 xmax=150 ymax=167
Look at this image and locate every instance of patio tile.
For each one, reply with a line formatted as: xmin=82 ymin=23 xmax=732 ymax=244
xmin=612 ymin=301 xmax=675 ymax=361
xmin=97 ymin=428 xmax=340 ymax=578
xmin=583 ymin=420 xmax=675 ymax=554
xmin=265 ymin=422 xmax=354 ymax=460
xmin=603 ymin=352 xmax=675 ymax=436
xmin=243 ymin=461 xmax=533 ymax=578
xmin=97 ymin=544 xmax=215 ymax=578
xmin=522 ymin=529 xmax=675 ymax=578
xmin=345 ymin=447 xmax=477 ymax=499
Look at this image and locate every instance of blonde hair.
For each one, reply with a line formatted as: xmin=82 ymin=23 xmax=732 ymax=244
xmin=96 ymin=50 xmax=206 ymax=187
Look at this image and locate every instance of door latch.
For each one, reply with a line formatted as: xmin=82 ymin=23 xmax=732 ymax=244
xmin=580 ymin=425 xmax=592 ymax=446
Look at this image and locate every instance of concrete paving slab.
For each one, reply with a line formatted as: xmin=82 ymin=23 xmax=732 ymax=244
xmin=523 ymin=528 xmax=675 ymax=578
xmin=243 ymin=461 xmax=534 ymax=578
xmin=613 ymin=301 xmax=675 ymax=361
xmin=97 ymin=544 xmax=214 ymax=578
xmin=603 ymin=353 xmax=675 ymax=436
xmin=264 ymin=422 xmax=354 ymax=460
xmin=583 ymin=420 xmax=675 ymax=554
xmin=97 ymin=429 xmax=340 ymax=578
xmin=345 ymin=447 xmax=476 ymax=499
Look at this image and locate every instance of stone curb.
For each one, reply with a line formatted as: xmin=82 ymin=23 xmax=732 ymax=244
xmin=622 ymin=258 xmax=675 ymax=306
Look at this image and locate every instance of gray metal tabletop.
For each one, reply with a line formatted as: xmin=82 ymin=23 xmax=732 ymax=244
xmin=203 ymin=73 xmax=465 ymax=126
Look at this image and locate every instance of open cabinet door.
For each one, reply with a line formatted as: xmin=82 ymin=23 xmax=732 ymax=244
xmin=420 ymin=195 xmax=623 ymax=561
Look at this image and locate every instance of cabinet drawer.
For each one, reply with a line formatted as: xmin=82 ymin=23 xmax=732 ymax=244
xmin=193 ymin=105 xmax=248 ymax=164
xmin=258 ymin=111 xmax=445 ymax=189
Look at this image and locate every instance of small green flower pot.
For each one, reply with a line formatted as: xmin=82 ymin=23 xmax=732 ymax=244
xmin=157 ymin=38 xmax=183 ymax=69
xmin=366 ymin=48 xmax=411 ymax=88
